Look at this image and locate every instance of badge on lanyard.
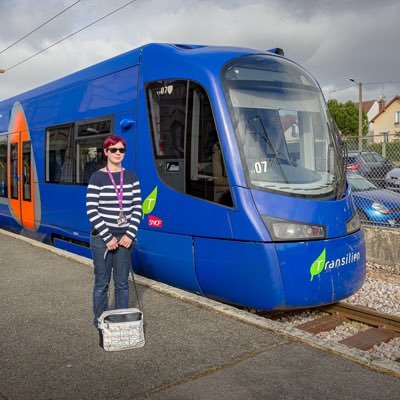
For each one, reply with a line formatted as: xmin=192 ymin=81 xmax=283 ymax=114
xmin=106 ymin=166 xmax=128 ymax=226
xmin=117 ymin=211 xmax=127 ymax=226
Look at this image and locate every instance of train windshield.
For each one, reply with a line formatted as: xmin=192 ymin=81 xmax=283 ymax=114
xmin=222 ymin=55 xmax=345 ymax=198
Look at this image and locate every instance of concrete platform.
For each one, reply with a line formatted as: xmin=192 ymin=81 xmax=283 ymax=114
xmin=0 ymin=230 xmax=399 ymax=400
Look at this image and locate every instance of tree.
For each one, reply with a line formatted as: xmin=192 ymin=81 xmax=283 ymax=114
xmin=327 ymin=99 xmax=369 ymax=137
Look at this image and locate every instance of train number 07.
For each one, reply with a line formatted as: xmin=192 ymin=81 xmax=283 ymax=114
xmin=254 ymin=161 xmax=269 ymax=173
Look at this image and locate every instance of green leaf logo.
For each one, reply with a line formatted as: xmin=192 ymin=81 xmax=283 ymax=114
xmin=142 ymin=186 xmax=158 ymax=219
xmin=310 ymin=249 xmax=326 ymax=281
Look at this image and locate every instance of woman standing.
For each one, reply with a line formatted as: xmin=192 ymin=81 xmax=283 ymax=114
xmin=86 ymin=135 xmax=142 ymax=329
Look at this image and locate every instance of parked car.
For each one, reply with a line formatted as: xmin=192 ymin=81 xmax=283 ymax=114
xmin=385 ymin=168 xmax=400 ymax=193
xmin=347 ymin=173 xmax=400 ymax=227
xmin=346 ymin=151 xmax=394 ymax=188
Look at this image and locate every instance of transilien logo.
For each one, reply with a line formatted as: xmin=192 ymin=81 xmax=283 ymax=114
xmin=309 ymin=248 xmax=361 ymax=281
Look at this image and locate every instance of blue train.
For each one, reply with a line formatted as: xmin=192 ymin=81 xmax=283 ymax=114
xmin=0 ymin=43 xmax=366 ymax=309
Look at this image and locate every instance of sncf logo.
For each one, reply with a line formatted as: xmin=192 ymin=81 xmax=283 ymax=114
xmin=148 ymin=215 xmax=163 ymax=228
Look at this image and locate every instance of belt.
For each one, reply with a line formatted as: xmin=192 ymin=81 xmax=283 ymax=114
xmin=91 ymin=228 xmax=100 ymax=236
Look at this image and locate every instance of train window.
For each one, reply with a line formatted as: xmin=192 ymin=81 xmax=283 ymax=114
xmin=45 ymin=117 xmax=110 ymax=185
xmin=77 ymin=120 xmax=111 ymax=138
xmin=45 ymin=124 xmax=74 ymax=183
xmin=146 ymin=79 xmax=232 ymax=207
xmin=75 ymin=119 xmax=110 ymax=184
xmin=10 ymin=143 xmax=18 ymax=199
xmin=186 ymin=82 xmax=233 ymax=207
xmin=22 ymin=141 xmax=32 ymax=201
xmin=146 ymin=80 xmax=187 ymax=193
xmin=0 ymin=140 xmax=7 ymax=198
xmin=147 ymin=80 xmax=187 ymax=159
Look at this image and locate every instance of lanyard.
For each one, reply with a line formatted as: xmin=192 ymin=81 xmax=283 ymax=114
xmin=106 ymin=166 xmax=124 ymax=211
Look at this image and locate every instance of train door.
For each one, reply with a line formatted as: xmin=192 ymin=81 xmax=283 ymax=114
xmin=135 ymin=78 xmax=234 ymax=292
xmin=8 ymin=132 xmax=35 ymax=229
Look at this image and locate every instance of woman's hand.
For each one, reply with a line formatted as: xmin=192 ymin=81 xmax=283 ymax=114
xmin=106 ymin=237 xmax=119 ymax=250
xmin=118 ymin=235 xmax=133 ymax=248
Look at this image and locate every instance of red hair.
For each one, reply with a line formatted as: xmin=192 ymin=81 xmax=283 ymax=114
xmin=103 ymin=135 xmax=126 ymax=150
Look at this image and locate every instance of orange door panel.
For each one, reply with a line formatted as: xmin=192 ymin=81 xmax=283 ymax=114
xmin=8 ymin=109 xmax=36 ymax=230
xmin=21 ymin=139 xmax=35 ymax=229
xmin=9 ymin=133 xmax=21 ymax=225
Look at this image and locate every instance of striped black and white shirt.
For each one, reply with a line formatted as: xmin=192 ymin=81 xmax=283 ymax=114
xmin=86 ymin=169 xmax=142 ymax=244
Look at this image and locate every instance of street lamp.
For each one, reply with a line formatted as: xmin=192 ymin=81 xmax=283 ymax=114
xmin=350 ymin=78 xmax=363 ymax=152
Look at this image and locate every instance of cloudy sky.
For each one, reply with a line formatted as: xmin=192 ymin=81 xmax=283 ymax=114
xmin=0 ymin=0 xmax=399 ymax=104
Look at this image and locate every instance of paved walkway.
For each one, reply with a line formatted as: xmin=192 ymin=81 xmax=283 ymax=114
xmin=0 ymin=230 xmax=399 ymax=400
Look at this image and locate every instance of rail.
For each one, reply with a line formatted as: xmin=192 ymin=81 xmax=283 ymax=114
xmin=319 ymin=302 xmax=400 ymax=333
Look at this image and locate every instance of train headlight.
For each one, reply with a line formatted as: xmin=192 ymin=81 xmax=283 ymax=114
xmin=262 ymin=216 xmax=326 ymax=241
xmin=346 ymin=212 xmax=361 ymax=234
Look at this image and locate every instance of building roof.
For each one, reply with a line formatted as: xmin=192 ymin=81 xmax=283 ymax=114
xmin=371 ymin=95 xmax=400 ymax=122
xmin=356 ymin=100 xmax=377 ymax=114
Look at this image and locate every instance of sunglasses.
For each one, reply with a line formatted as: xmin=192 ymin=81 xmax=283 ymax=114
xmin=107 ymin=147 xmax=126 ymax=154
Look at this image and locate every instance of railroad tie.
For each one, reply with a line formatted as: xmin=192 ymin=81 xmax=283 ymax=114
xmin=296 ymin=315 xmax=348 ymax=334
xmin=339 ymin=328 xmax=400 ymax=351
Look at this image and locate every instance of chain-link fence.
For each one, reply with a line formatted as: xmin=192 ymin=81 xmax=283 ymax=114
xmin=344 ymin=133 xmax=400 ymax=229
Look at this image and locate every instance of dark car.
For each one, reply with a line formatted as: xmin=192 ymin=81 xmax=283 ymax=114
xmin=385 ymin=167 xmax=400 ymax=193
xmin=347 ymin=173 xmax=400 ymax=227
xmin=346 ymin=151 xmax=394 ymax=188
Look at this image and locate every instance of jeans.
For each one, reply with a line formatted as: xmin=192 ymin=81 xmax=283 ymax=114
xmin=90 ymin=234 xmax=132 ymax=328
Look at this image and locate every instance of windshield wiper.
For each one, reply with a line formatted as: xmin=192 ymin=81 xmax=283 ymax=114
xmin=247 ymin=116 xmax=293 ymax=184
xmin=248 ymin=116 xmax=295 ymax=167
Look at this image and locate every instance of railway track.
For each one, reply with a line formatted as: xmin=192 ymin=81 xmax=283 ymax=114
xmin=259 ymin=302 xmax=400 ymax=362
xmin=296 ymin=302 xmax=400 ymax=360
xmin=319 ymin=302 xmax=400 ymax=333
